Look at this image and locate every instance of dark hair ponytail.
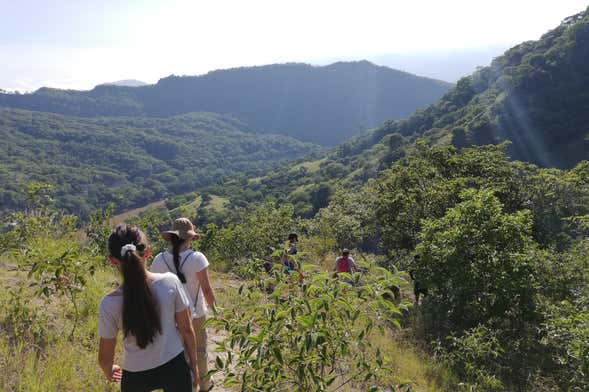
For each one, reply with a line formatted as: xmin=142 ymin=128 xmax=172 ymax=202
xmin=108 ymin=224 xmax=161 ymax=349
xmin=169 ymin=234 xmax=187 ymax=283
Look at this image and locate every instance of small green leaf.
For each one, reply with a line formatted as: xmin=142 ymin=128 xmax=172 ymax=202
xmin=215 ymin=356 xmax=224 ymax=369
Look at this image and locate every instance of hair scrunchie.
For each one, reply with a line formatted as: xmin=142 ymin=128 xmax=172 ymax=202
xmin=120 ymin=243 xmax=137 ymax=257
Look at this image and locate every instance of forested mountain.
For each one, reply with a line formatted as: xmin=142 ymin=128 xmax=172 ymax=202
xmin=0 ymin=62 xmax=452 ymax=145
xmin=0 ymin=108 xmax=318 ymax=217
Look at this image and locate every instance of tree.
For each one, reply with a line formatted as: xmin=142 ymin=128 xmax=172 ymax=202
xmin=451 ymin=127 xmax=469 ymax=149
xmin=310 ymin=184 xmax=333 ymax=215
xmin=375 ymin=143 xmax=525 ymax=253
xmin=416 ymin=189 xmax=538 ymax=332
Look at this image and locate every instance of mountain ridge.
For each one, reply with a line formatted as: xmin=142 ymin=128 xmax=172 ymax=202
xmin=357 ymin=7 xmax=589 ymax=168
xmin=0 ymin=61 xmax=452 ymax=145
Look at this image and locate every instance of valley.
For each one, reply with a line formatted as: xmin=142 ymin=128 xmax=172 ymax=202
xmin=1 ymin=5 xmax=588 ymax=392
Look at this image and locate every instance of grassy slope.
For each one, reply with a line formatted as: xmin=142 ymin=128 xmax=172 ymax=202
xmin=109 ymin=200 xmax=167 ymax=226
xmin=0 ymin=249 xmax=452 ymax=391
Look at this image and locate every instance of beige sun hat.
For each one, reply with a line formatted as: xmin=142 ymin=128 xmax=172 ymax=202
xmin=161 ymin=217 xmax=199 ymax=241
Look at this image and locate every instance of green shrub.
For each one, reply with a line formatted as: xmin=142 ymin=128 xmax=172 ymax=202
xmin=209 ymin=263 xmax=409 ymax=391
xmin=437 ymin=326 xmax=506 ymax=391
xmin=416 ymin=189 xmax=538 ymax=333
xmin=0 ymin=286 xmax=50 ymax=347
xmin=199 ymin=202 xmax=300 ymax=270
xmin=541 ymin=300 xmax=589 ymax=391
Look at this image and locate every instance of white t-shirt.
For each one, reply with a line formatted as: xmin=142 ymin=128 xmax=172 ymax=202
xmin=98 ymin=272 xmax=189 ymax=372
xmin=150 ymin=249 xmax=210 ymax=319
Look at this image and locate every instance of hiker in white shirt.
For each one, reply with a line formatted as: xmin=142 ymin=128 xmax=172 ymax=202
xmin=151 ymin=218 xmax=216 ymax=392
xmin=97 ymin=224 xmax=198 ymax=392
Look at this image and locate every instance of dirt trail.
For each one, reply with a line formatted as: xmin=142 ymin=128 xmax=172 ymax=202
xmin=109 ymin=200 xmax=166 ymax=226
xmin=204 ymin=325 xmax=231 ymax=391
xmin=202 ymin=273 xmax=242 ymax=392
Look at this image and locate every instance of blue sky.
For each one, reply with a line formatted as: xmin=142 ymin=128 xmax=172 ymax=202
xmin=1 ymin=0 xmax=587 ymax=91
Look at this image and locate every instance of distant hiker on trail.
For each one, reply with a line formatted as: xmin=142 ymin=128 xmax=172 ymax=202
xmin=151 ymin=217 xmax=216 ymax=392
xmin=334 ymin=249 xmax=358 ymax=281
xmin=409 ymin=254 xmax=428 ymax=305
xmin=281 ymin=232 xmax=304 ymax=281
xmin=98 ymin=224 xmax=198 ymax=392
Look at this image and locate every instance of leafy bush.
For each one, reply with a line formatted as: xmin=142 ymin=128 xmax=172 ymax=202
xmin=437 ymin=326 xmax=506 ymax=391
xmin=230 ymin=257 xmax=267 ymax=280
xmin=199 ymin=202 xmax=301 ymax=271
xmin=541 ymin=300 xmax=589 ymax=391
xmin=209 ymin=264 xmax=409 ymax=391
xmin=0 ymin=286 xmax=50 ymax=347
xmin=416 ymin=189 xmax=538 ymax=332
xmin=84 ymin=203 xmax=114 ymax=257
xmin=2 ymin=195 xmax=101 ymax=338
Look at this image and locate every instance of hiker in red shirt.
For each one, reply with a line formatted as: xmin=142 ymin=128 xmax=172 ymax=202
xmin=334 ymin=249 xmax=357 ymax=275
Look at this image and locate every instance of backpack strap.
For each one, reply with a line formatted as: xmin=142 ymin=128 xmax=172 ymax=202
xmin=182 ymin=251 xmax=201 ymax=309
xmin=180 ymin=251 xmax=192 ymax=271
xmin=162 ymin=251 xmax=193 ymax=276
xmin=163 ymin=251 xmax=202 ymax=317
xmin=193 ymin=280 xmax=201 ymax=314
xmin=161 ymin=254 xmax=174 ymax=273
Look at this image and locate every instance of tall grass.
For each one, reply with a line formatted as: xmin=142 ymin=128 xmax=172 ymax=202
xmin=0 ymin=266 xmax=119 ymax=391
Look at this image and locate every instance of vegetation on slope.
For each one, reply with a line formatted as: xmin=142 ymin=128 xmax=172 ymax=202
xmin=2 ymin=8 xmax=589 ymax=392
xmin=2 ymin=135 xmax=588 ymax=391
xmin=109 ymin=140 xmax=589 ymax=390
xmin=0 ymin=108 xmax=319 ymax=218
xmin=371 ymin=8 xmax=589 ymax=168
xmin=201 ymin=143 xmax=589 ymax=391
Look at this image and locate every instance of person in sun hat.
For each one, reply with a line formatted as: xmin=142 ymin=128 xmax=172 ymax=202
xmin=150 ymin=218 xmax=216 ymax=392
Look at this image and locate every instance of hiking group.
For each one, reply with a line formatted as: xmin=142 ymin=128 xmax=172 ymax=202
xmin=98 ymin=218 xmax=215 ymax=392
xmin=96 ymin=219 xmax=419 ymax=391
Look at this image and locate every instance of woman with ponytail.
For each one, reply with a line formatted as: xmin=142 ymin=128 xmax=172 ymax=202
xmin=151 ymin=218 xmax=217 ymax=392
xmin=98 ymin=224 xmax=199 ymax=391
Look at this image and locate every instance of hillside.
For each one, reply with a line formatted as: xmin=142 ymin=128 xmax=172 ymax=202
xmin=188 ymin=8 xmax=589 ymax=219
xmin=0 ymin=108 xmax=319 ymax=217
xmin=0 ymin=61 xmax=452 ymax=145
xmin=372 ymin=9 xmax=589 ymax=168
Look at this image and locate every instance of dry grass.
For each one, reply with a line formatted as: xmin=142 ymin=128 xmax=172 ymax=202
xmin=205 ymin=195 xmax=229 ymax=212
xmin=109 ymin=199 xmax=167 ymax=226
xmin=289 ymin=158 xmax=327 ymax=173
xmin=372 ymin=330 xmax=454 ymax=391
xmin=0 ymin=266 xmax=120 ymax=391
